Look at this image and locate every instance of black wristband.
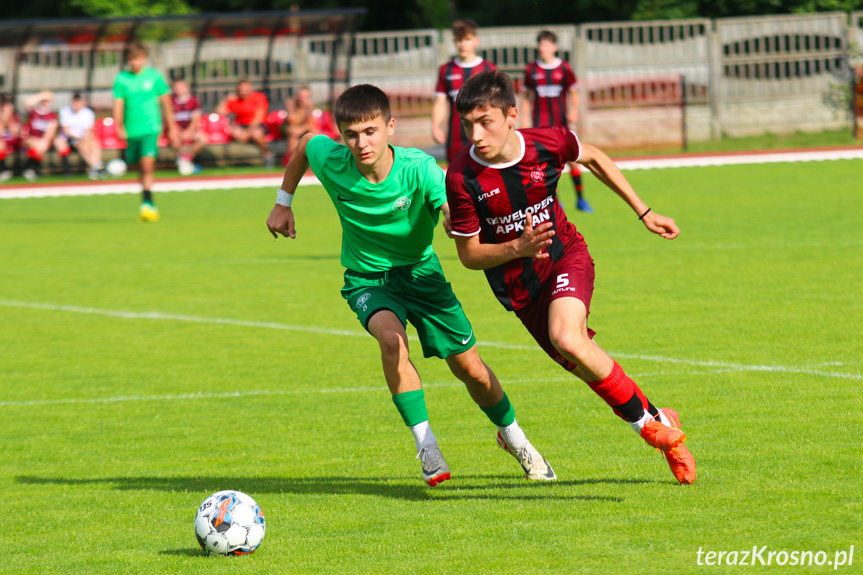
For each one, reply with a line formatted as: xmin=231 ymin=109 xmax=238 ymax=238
xmin=638 ymin=208 xmax=651 ymax=220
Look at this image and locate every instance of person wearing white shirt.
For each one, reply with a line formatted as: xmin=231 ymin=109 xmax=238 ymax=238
xmin=56 ymin=93 xmax=103 ymax=179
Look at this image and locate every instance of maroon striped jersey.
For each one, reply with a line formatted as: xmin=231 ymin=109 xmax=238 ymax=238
xmin=523 ymin=58 xmax=578 ymax=128
xmin=26 ymin=106 xmax=57 ymax=139
xmin=446 ymin=127 xmax=587 ymax=311
xmin=436 ymin=57 xmax=496 ymax=163
xmin=170 ymin=94 xmax=201 ymax=130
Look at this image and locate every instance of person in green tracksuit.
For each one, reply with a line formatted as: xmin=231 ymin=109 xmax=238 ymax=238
xmin=265 ymin=84 xmax=557 ymax=486
xmin=112 ymin=42 xmax=178 ymax=222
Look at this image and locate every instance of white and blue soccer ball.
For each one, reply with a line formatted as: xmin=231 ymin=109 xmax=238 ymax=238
xmin=194 ymin=490 xmax=266 ymax=556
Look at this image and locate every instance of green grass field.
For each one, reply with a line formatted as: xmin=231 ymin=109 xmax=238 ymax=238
xmin=1 ymin=160 xmax=861 ymax=574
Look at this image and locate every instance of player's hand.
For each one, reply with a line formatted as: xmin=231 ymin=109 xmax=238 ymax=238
xmin=515 ymin=212 xmax=555 ymax=259
xmin=442 ymin=211 xmax=453 ymax=238
xmin=642 ymin=211 xmax=680 ymax=239
xmin=432 ymin=126 xmax=446 ymax=145
xmin=266 ymin=204 xmax=296 ymax=239
xmin=116 ymin=125 xmax=127 ymax=141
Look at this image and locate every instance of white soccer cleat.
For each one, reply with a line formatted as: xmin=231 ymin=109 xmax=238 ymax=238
xmin=497 ymin=431 xmax=557 ymax=480
xmin=417 ymin=444 xmax=451 ymax=486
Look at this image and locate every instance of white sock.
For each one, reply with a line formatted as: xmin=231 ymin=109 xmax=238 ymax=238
xmin=410 ymin=420 xmax=437 ymax=452
xmin=630 ymin=409 xmax=669 ymax=434
xmin=498 ymin=419 xmax=528 ymax=449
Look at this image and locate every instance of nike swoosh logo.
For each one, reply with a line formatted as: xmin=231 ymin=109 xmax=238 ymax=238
xmin=461 ymin=330 xmax=473 ymax=345
xmin=337 ymin=195 xmax=356 ymax=202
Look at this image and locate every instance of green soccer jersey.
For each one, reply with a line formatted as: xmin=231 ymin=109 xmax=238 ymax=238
xmin=112 ymin=67 xmax=168 ymax=138
xmin=305 ymin=135 xmax=447 ymax=273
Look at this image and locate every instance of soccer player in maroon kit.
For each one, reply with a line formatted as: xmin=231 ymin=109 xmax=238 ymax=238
xmin=0 ymin=94 xmax=21 ymax=182
xmin=168 ymin=78 xmax=206 ymax=173
xmin=432 ymin=19 xmax=496 ymax=165
xmin=522 ymin=30 xmax=591 ymax=213
xmin=445 ymin=70 xmax=696 ymax=484
xmin=22 ymin=91 xmax=60 ymax=181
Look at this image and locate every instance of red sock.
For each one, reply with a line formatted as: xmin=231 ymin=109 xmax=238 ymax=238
xmin=27 ymin=148 xmax=43 ymax=162
xmin=59 ymin=148 xmax=71 ymax=157
xmin=587 ymin=361 xmax=651 ymax=422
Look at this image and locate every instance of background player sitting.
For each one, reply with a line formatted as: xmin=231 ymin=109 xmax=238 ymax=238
xmin=284 ymin=85 xmax=317 ymax=162
xmin=218 ymin=78 xmax=272 ymax=167
xmin=168 ymin=78 xmax=206 ymax=175
xmin=0 ymin=94 xmax=22 ymax=182
xmin=22 ymin=91 xmax=59 ymax=181
xmin=56 ymin=92 xmax=104 ymax=180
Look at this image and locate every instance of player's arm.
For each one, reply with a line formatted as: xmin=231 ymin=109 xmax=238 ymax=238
xmin=24 ymin=91 xmax=51 ymax=109
xmin=112 ymin=98 xmax=126 ymax=140
xmin=453 ymin=212 xmax=555 ymax=270
xmin=431 ymin=94 xmax=449 ymax=145
xmin=266 ymin=132 xmax=314 ymax=239
xmin=576 ymin=143 xmax=680 ymax=239
xmin=568 ymin=87 xmax=579 ymax=125
xmin=159 ymin=94 xmax=179 ymax=139
xmin=520 ymin=91 xmax=532 ymax=129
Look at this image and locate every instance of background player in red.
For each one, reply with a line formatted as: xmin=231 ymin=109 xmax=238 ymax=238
xmin=522 ymin=30 xmax=592 ymax=213
xmin=168 ymin=78 xmax=206 ymax=174
xmin=446 ymin=70 xmax=696 ymax=484
xmin=432 ymin=19 xmax=496 ymax=164
xmin=218 ymin=78 xmax=272 ymax=167
xmin=0 ymin=94 xmax=21 ymax=182
xmin=22 ymin=91 xmax=59 ymax=181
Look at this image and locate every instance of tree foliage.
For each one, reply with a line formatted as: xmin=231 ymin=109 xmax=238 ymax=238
xmin=3 ymin=0 xmax=863 ymax=28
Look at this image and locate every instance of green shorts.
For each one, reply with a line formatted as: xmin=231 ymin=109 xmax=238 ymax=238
xmin=342 ymin=253 xmax=476 ymax=359
xmin=125 ymin=133 xmax=159 ymax=164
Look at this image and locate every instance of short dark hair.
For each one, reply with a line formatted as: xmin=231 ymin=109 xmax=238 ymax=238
xmin=125 ymin=42 xmax=148 ymax=60
xmin=455 ymin=70 xmax=516 ymax=117
xmin=72 ymin=92 xmax=83 ymax=101
xmin=333 ymin=84 xmax=392 ymax=127
xmin=537 ymin=30 xmax=557 ymax=44
xmin=452 ymin=19 xmax=478 ymax=40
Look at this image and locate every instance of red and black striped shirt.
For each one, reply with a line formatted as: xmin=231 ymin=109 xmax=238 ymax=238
xmin=436 ymin=57 xmax=496 ymax=163
xmin=170 ymin=94 xmax=201 ymax=130
xmin=446 ymin=127 xmax=586 ymax=311
xmin=523 ymin=58 xmax=577 ymax=128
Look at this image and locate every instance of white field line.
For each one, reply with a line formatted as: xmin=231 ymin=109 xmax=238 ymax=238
xmin=2 ymin=299 xmax=860 ymax=384
xmin=2 ymin=149 xmax=862 ymax=199
xmin=0 ymin=372 xmax=710 ymax=408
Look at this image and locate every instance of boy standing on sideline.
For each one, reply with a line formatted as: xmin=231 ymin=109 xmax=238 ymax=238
xmin=446 ymin=70 xmax=695 ymax=484
xmin=113 ymin=42 xmax=178 ymax=222
xmin=432 ymin=19 xmax=496 ymax=164
xmin=522 ymin=30 xmax=592 ymax=213
xmin=266 ymin=84 xmax=555 ymax=486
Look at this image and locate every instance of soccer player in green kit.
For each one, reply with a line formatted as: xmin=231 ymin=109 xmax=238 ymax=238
xmin=112 ymin=42 xmax=177 ymax=222
xmin=266 ymin=84 xmax=554 ymax=486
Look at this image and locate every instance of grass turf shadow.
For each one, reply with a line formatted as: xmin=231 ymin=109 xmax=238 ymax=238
xmin=12 ymin=474 xmax=662 ymax=502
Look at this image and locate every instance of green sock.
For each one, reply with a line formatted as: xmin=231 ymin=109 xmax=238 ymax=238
xmin=480 ymin=392 xmax=516 ymax=427
xmin=392 ymin=389 xmax=429 ymax=427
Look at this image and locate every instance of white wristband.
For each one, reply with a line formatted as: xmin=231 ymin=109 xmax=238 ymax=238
xmin=275 ymin=188 xmax=294 ymax=207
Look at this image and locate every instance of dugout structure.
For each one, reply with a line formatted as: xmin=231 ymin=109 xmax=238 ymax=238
xmin=0 ymin=8 xmax=364 ymax=114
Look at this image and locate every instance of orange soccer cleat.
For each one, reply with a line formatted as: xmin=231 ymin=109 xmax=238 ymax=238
xmin=644 ymin=408 xmax=696 ymax=484
xmin=639 ymin=408 xmax=686 ymax=452
xmin=665 ymin=442 xmax=696 ymax=485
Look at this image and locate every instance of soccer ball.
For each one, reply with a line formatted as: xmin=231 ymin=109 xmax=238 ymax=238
xmin=106 ymin=158 xmax=127 ymax=177
xmin=194 ymin=490 xmax=266 ymax=555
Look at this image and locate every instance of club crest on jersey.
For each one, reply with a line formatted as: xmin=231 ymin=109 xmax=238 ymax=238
xmin=525 ymin=163 xmax=547 ymax=186
xmin=392 ymin=196 xmax=411 ymax=212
